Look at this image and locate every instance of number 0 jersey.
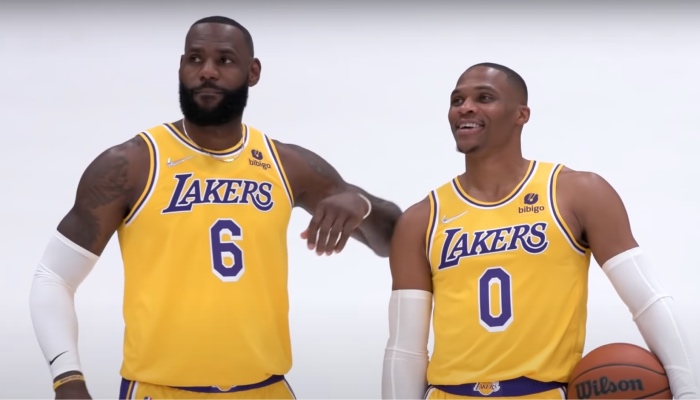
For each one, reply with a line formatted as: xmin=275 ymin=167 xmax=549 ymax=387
xmin=425 ymin=160 xmax=592 ymax=385
xmin=115 ymin=122 xmax=294 ymax=387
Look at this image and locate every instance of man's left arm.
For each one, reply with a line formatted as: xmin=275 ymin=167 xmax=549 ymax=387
xmin=566 ymin=170 xmax=699 ymax=399
xmin=274 ymin=141 xmax=402 ymax=257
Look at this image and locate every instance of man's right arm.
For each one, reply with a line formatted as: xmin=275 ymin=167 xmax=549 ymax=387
xmin=381 ymin=198 xmax=434 ymax=400
xmin=29 ymin=136 xmax=147 ymax=399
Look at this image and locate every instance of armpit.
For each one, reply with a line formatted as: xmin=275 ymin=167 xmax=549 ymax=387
xmin=552 ymin=168 xmax=590 ymax=248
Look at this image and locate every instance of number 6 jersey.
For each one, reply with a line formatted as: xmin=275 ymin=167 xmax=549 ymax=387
xmin=116 ymin=122 xmax=294 ymax=388
xmin=425 ymin=160 xmax=592 ymax=386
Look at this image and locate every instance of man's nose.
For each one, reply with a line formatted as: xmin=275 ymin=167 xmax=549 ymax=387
xmin=199 ymin=58 xmax=219 ymax=81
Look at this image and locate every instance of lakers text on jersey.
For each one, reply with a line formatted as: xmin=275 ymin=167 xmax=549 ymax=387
xmin=424 ymin=160 xmax=592 ymax=393
xmin=116 ymin=122 xmax=294 ymax=388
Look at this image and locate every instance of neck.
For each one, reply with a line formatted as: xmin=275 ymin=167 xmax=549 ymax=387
xmin=179 ymin=117 xmax=244 ymax=151
xmin=459 ymin=143 xmax=529 ymax=202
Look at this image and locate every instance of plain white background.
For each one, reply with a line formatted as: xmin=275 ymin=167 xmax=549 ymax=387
xmin=1 ymin=1 xmax=699 ymax=398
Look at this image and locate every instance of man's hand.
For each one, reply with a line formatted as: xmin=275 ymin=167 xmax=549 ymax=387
xmin=301 ymin=191 xmax=370 ymax=255
xmin=274 ymin=140 xmax=400 ymax=257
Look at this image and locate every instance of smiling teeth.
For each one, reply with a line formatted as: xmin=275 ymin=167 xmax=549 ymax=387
xmin=459 ymin=123 xmax=480 ymax=129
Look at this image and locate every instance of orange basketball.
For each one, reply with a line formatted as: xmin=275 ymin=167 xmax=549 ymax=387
xmin=567 ymin=343 xmax=671 ymax=399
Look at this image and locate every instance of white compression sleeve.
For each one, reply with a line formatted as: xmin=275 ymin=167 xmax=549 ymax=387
xmin=382 ymin=289 xmax=433 ymax=399
xmin=602 ymin=247 xmax=699 ymax=399
xmin=29 ymin=231 xmax=98 ymax=379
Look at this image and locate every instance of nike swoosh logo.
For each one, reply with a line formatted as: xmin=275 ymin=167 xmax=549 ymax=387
xmin=441 ymin=211 xmax=468 ymax=224
xmin=167 ymin=156 xmax=193 ymax=167
xmin=49 ymin=351 xmax=68 ymax=365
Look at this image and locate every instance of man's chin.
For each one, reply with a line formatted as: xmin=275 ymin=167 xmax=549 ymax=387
xmin=194 ymin=101 xmax=221 ymax=111
xmin=455 ymin=144 xmax=480 ymax=155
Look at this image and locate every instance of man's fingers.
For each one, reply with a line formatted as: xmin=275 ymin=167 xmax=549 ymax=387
xmin=333 ymin=222 xmax=356 ymax=254
xmin=325 ymin=218 xmax=347 ymax=255
xmin=305 ymin=209 xmax=325 ymax=250
xmin=314 ymin=216 xmax=335 ymax=255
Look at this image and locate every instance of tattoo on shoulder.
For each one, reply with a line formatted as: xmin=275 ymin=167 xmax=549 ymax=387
xmin=81 ymin=150 xmax=130 ymax=209
xmin=280 ymin=142 xmax=343 ymax=181
xmin=60 ymin=139 xmax=139 ymax=252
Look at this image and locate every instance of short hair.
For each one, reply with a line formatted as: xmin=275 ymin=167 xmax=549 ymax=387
xmin=191 ymin=16 xmax=255 ymax=56
xmin=467 ymin=62 xmax=528 ymax=104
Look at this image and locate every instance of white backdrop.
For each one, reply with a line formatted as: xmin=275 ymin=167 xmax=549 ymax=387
xmin=1 ymin=1 xmax=699 ymax=399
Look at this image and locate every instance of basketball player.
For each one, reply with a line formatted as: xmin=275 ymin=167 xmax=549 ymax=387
xmin=381 ymin=63 xmax=699 ymax=399
xmin=28 ymin=16 xmax=402 ymax=400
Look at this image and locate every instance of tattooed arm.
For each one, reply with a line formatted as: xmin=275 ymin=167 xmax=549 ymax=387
xmin=57 ymin=138 xmax=148 ymax=253
xmin=29 ymin=136 xmax=149 ymax=399
xmin=274 ymin=141 xmax=402 ymax=257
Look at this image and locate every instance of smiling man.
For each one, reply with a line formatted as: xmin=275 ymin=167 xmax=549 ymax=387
xmin=381 ymin=62 xmax=699 ymax=400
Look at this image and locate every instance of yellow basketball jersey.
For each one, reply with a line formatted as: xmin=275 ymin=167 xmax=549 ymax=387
xmin=116 ymin=122 xmax=294 ymax=387
xmin=425 ymin=160 xmax=592 ymax=386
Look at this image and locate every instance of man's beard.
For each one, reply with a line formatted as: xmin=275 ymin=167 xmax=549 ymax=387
xmin=178 ymin=80 xmax=249 ymax=126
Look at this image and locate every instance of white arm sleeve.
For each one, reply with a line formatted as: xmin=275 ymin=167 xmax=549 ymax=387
xmin=602 ymin=247 xmax=699 ymax=399
xmin=28 ymin=230 xmax=98 ymax=379
xmin=382 ymin=289 xmax=433 ymax=400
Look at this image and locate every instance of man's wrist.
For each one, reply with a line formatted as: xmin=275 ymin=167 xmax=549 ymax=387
xmin=357 ymin=193 xmax=372 ymax=219
xmin=53 ymin=371 xmax=85 ymax=391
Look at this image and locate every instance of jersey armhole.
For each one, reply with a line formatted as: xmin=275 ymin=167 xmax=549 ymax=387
xmin=123 ymin=132 xmax=159 ymax=226
xmin=425 ymin=191 xmax=440 ymax=261
xmin=263 ymin=135 xmax=295 ymax=208
xmin=548 ymin=164 xmax=588 ymax=254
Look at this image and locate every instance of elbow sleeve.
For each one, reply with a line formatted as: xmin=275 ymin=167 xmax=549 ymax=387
xmin=382 ymin=289 xmax=433 ymax=399
xmin=29 ymin=231 xmax=98 ymax=379
xmin=603 ymin=247 xmax=699 ymax=399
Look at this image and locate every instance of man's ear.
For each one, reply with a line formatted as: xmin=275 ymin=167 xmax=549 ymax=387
xmin=248 ymin=58 xmax=262 ymax=87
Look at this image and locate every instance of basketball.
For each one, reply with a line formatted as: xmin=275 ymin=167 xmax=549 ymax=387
xmin=567 ymin=343 xmax=671 ymax=399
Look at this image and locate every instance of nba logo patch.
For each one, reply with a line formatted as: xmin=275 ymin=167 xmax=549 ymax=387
xmin=473 ymin=382 xmax=500 ymax=396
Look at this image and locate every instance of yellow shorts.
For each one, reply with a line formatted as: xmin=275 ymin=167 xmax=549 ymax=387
xmin=119 ymin=375 xmax=296 ymax=399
